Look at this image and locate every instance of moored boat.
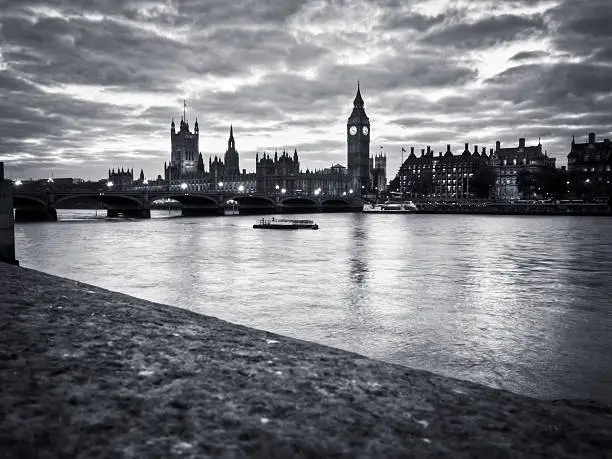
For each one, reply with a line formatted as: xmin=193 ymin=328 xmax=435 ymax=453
xmin=253 ymin=218 xmax=319 ymax=230
xmin=363 ymin=201 xmax=418 ymax=213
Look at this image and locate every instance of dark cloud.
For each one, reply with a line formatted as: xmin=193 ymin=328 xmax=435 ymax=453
xmin=381 ymin=10 xmax=449 ymax=32
xmin=508 ymin=50 xmax=549 ymax=61
xmin=423 ymin=14 xmax=547 ymax=49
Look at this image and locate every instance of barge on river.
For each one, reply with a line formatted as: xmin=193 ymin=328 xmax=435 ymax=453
xmin=253 ymin=218 xmax=319 ymax=230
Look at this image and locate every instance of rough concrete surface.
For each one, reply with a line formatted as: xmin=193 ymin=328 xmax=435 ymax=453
xmin=1 ymin=263 xmax=611 ymax=458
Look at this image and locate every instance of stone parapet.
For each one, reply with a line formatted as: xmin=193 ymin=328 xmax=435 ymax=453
xmin=1 ymin=263 xmax=611 ymax=457
xmin=0 ymin=165 xmax=18 ymax=265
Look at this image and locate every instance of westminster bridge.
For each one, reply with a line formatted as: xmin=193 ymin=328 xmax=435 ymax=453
xmin=11 ymin=189 xmax=363 ymax=221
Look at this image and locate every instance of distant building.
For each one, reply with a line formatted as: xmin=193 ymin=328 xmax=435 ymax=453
xmin=347 ymin=82 xmax=371 ymax=192
xmin=163 ymin=123 xmax=256 ymax=193
xmin=397 ymin=144 xmax=489 ymax=200
xmin=255 ymin=150 xmax=300 ymax=194
xmin=254 ymin=151 xmax=348 ymax=196
xmin=165 ymin=117 xmax=199 ymax=180
xmin=108 ymin=168 xmax=134 ymax=190
xmin=150 ymin=87 xmax=382 ymax=197
xmin=567 ymin=132 xmax=612 ymax=197
xmin=371 ymin=153 xmax=387 ymax=193
xmin=489 ymin=138 xmax=555 ymax=200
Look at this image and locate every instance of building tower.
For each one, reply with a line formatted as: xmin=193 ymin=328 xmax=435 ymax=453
xmin=347 ymin=81 xmax=370 ymax=192
xmin=168 ymin=102 xmax=199 ymax=179
xmin=373 ymin=153 xmax=387 ymax=192
xmin=224 ymin=125 xmax=240 ymax=176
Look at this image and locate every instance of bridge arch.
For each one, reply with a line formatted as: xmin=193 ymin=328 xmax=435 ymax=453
xmin=13 ymin=195 xmax=48 ymax=209
xmin=152 ymin=194 xmax=219 ymax=207
xmin=280 ymin=196 xmax=318 ymax=207
xmin=321 ymin=198 xmax=351 ymax=207
xmin=55 ymin=193 xmax=144 ymax=208
xmin=230 ymin=195 xmax=276 ymax=207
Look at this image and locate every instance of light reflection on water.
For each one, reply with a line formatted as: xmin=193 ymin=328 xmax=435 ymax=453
xmin=15 ymin=210 xmax=612 ymax=402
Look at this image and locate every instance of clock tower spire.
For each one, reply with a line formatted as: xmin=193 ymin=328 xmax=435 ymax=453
xmin=347 ymin=81 xmax=370 ymax=193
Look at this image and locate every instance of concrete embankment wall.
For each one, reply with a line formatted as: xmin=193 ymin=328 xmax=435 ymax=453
xmin=1 ymin=263 xmax=611 ymax=458
xmin=416 ymin=202 xmax=612 ymax=216
xmin=0 ymin=163 xmax=18 ymax=265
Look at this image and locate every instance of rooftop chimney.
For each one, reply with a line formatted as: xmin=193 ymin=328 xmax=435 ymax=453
xmin=427 ymin=146 xmax=431 ymax=155
xmin=589 ymin=132 xmax=596 ymax=144
xmin=410 ymin=147 xmax=414 ymax=154
xmin=447 ymin=144 xmax=451 ymax=152
xmin=464 ymin=143 xmax=469 ymax=151
xmin=519 ymin=138 xmax=525 ymax=148
xmin=495 ymin=141 xmax=500 ymax=151
xmin=474 ymin=145 xmax=478 ymax=154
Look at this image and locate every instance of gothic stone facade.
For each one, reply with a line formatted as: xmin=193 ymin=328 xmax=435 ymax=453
xmin=164 ymin=122 xmax=256 ymax=193
xmin=347 ymin=82 xmax=371 ymax=192
xmin=255 ymin=151 xmax=348 ymax=196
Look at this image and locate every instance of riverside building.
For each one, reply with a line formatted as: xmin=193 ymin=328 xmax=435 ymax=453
xmin=398 ymin=144 xmax=489 ymax=200
xmin=567 ymin=132 xmax=612 ymax=197
xmin=489 ymin=138 xmax=556 ymax=201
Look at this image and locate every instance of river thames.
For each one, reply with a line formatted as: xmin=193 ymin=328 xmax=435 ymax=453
xmin=14 ymin=210 xmax=612 ymax=403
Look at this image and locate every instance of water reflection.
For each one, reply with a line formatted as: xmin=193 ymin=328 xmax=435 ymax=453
xmin=14 ymin=210 xmax=612 ymax=402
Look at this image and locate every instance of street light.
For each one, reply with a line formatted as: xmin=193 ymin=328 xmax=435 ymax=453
xmin=275 ymin=184 xmax=280 ymax=191
xmin=349 ymin=189 xmax=353 ymax=194
xmin=181 ymin=182 xmax=188 ymax=191
xmin=106 ymin=181 xmax=113 ymax=189
xmin=143 ymin=179 xmax=149 ymax=185
xmin=314 ymin=188 xmax=321 ymax=196
xmin=218 ymin=181 xmax=224 ymax=189
xmin=281 ymin=188 xmax=286 ymax=195
xmin=238 ymin=185 xmax=244 ymax=192
xmin=48 ymin=178 xmax=54 ymax=184
xmin=14 ymin=179 xmax=22 ymax=187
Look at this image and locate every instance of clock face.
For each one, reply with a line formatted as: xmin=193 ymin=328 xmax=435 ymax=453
xmin=362 ymin=126 xmax=369 ymax=135
xmin=349 ymin=125 xmax=357 ymax=135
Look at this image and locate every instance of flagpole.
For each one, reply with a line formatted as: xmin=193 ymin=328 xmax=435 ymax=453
xmin=379 ymin=146 xmax=384 ymax=203
xmin=401 ymin=147 xmax=404 ymax=200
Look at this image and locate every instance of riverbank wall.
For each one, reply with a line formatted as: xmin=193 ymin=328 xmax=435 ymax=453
xmin=1 ymin=263 xmax=611 ymax=457
xmin=0 ymin=162 xmax=18 ymax=265
xmin=416 ymin=202 xmax=612 ymax=216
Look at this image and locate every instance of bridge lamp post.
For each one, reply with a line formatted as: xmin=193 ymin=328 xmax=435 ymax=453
xmin=281 ymin=188 xmax=286 ymax=195
xmin=314 ymin=188 xmax=321 ymax=196
xmin=180 ymin=182 xmax=188 ymax=193
xmin=349 ymin=189 xmax=354 ymax=195
xmin=14 ymin=179 xmax=22 ymax=188
xmin=238 ymin=185 xmax=244 ymax=193
xmin=218 ymin=182 xmax=224 ymax=191
xmin=106 ymin=181 xmax=113 ymax=190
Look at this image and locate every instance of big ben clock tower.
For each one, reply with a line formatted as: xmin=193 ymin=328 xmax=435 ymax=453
xmin=347 ymin=81 xmax=370 ymax=192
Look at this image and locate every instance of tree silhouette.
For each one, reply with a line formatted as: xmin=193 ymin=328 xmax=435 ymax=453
xmin=469 ymin=165 xmax=496 ymax=198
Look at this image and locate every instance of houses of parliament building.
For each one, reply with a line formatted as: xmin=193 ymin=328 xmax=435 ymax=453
xmin=161 ymin=85 xmax=386 ymax=197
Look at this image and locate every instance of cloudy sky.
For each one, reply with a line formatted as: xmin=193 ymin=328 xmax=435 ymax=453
xmin=1 ymin=0 xmax=611 ymax=181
